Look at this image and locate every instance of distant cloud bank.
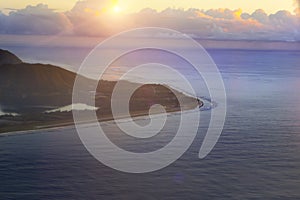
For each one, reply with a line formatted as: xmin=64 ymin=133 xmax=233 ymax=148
xmin=0 ymin=1 xmax=299 ymax=41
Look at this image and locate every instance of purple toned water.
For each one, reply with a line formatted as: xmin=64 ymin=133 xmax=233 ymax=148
xmin=1 ymin=48 xmax=300 ymax=199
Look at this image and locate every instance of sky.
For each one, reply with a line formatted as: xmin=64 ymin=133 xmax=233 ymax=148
xmin=0 ymin=0 xmax=299 ymax=41
xmin=0 ymin=0 xmax=297 ymax=14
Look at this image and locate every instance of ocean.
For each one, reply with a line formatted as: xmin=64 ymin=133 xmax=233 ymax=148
xmin=1 ymin=47 xmax=300 ymax=199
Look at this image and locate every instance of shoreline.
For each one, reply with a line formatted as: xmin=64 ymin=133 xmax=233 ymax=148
xmin=0 ymin=48 xmax=204 ymax=137
xmin=0 ymin=102 xmax=203 ymax=137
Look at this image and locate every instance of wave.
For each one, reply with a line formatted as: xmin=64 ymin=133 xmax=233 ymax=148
xmin=0 ymin=109 xmax=19 ymax=117
xmin=45 ymin=103 xmax=98 ymax=113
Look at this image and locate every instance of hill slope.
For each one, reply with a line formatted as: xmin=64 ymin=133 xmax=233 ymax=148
xmin=0 ymin=49 xmax=199 ymax=114
xmin=0 ymin=63 xmax=93 ymax=111
xmin=0 ymin=49 xmax=22 ymax=65
xmin=0 ymin=49 xmax=201 ymax=133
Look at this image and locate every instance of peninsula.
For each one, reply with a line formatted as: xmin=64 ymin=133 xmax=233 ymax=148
xmin=0 ymin=49 xmax=202 ymax=133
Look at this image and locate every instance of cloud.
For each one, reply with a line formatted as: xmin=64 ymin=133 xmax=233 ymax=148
xmin=70 ymin=0 xmax=116 ymax=14
xmin=0 ymin=2 xmax=299 ymax=41
xmin=249 ymin=9 xmax=269 ymax=24
xmin=130 ymin=8 xmax=300 ymax=41
xmin=66 ymin=0 xmax=131 ymax=36
xmin=0 ymin=11 xmax=6 ymax=32
xmin=294 ymin=0 xmax=300 ymax=15
xmin=2 ymin=4 xmax=72 ymax=35
xmin=204 ymin=8 xmax=243 ymax=20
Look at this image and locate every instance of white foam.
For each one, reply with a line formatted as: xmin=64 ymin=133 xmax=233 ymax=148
xmin=0 ymin=107 xmax=19 ymax=117
xmin=45 ymin=103 xmax=98 ymax=113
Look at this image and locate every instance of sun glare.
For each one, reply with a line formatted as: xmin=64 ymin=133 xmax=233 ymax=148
xmin=113 ymin=5 xmax=121 ymax=13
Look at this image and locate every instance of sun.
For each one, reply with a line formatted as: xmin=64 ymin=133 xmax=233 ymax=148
xmin=113 ymin=5 xmax=121 ymax=13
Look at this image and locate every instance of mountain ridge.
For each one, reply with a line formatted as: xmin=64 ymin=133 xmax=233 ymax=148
xmin=0 ymin=49 xmax=200 ymax=133
xmin=0 ymin=49 xmax=22 ymax=65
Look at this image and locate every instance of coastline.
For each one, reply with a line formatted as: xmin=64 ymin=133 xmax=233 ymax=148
xmin=0 ymin=49 xmax=204 ymax=137
xmin=0 ymin=102 xmax=202 ymax=137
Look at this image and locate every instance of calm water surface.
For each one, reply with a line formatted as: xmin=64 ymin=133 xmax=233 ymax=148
xmin=1 ymin=49 xmax=300 ymax=199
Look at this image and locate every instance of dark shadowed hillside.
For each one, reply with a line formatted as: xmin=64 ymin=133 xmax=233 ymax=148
xmin=0 ymin=49 xmax=22 ymax=65
xmin=0 ymin=62 xmax=94 ymax=111
xmin=0 ymin=49 xmax=200 ymax=133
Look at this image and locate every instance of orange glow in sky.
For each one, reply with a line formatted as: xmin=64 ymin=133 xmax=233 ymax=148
xmin=0 ymin=0 xmax=296 ymax=14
